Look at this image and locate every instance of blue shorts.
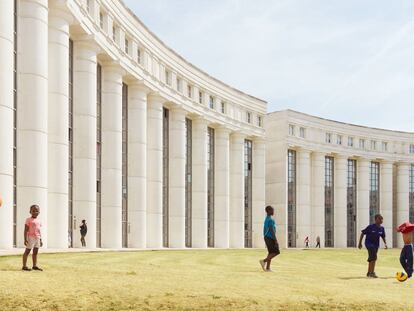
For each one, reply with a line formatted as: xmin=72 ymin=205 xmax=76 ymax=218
xmin=367 ymin=247 xmax=378 ymax=262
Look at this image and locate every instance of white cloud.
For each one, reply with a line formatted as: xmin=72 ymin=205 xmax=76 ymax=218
xmin=124 ymin=0 xmax=414 ymax=132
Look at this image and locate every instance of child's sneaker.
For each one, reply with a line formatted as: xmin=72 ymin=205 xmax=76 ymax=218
xmin=32 ymin=266 xmax=43 ymax=271
xmin=259 ymin=260 xmax=266 ymax=271
xmin=370 ymin=272 xmax=378 ymax=278
xmin=22 ymin=266 xmax=31 ymax=271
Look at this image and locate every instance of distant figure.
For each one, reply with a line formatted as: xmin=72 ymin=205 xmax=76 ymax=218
xmin=358 ymin=214 xmax=387 ymax=278
xmin=304 ymin=236 xmax=309 ymax=248
xmin=316 ymin=236 xmax=321 ymax=248
xmin=397 ymin=221 xmax=414 ymax=279
xmin=259 ymin=205 xmax=280 ymax=272
xmin=80 ymin=220 xmax=87 ymax=247
xmin=22 ymin=204 xmax=43 ymax=271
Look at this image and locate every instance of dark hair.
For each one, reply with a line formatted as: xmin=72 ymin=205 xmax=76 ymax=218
xmin=265 ymin=205 xmax=274 ymax=214
xmin=374 ymin=214 xmax=383 ymax=220
xmin=30 ymin=204 xmax=40 ymax=212
xmin=82 ymin=219 xmax=86 ymax=223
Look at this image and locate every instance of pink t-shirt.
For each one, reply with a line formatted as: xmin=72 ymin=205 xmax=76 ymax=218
xmin=25 ymin=217 xmax=41 ymax=238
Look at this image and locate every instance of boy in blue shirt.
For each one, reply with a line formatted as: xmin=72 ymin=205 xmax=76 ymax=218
xmin=358 ymin=214 xmax=388 ymax=278
xmin=259 ymin=205 xmax=280 ymax=272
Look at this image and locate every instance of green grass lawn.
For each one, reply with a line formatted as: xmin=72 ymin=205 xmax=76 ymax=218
xmin=0 ymin=248 xmax=412 ymax=310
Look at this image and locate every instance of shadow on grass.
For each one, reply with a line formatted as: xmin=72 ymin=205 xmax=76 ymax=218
xmin=339 ymin=276 xmax=395 ymax=280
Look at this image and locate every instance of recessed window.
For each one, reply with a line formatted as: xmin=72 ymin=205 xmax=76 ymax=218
xmin=337 ymin=135 xmax=342 ymax=145
xmin=209 ymin=96 xmax=214 ymax=109
xmin=289 ymin=125 xmax=295 ymax=136
xmin=348 ymin=137 xmax=354 ymax=147
xmin=137 ymin=48 xmax=142 ymax=64
xmin=299 ymin=127 xmax=305 ymax=138
xmin=165 ymin=70 xmax=171 ymax=86
xmin=221 ymin=102 xmax=225 ymax=114
xmin=326 ymin=133 xmax=332 ymax=144
xmin=187 ymin=85 xmax=193 ymax=98
xmin=198 ymin=91 xmax=203 ymax=104
xmin=112 ymin=26 xmax=116 ymax=42
xmin=382 ymin=142 xmax=388 ymax=152
xmin=371 ymin=140 xmax=376 ymax=150
xmin=359 ymin=139 xmax=365 ymax=149
xmin=247 ymin=112 xmax=251 ymax=124
xmin=258 ymin=116 xmax=263 ymax=127
xmin=125 ymin=38 xmax=129 ymax=54
xmin=99 ymin=12 xmax=104 ymax=29
xmin=176 ymin=77 xmax=182 ymax=92
xmin=87 ymin=0 xmax=92 ymax=13
xmin=410 ymin=144 xmax=414 ymax=154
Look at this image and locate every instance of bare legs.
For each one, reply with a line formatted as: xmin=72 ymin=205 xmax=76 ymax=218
xmin=22 ymin=248 xmax=40 ymax=269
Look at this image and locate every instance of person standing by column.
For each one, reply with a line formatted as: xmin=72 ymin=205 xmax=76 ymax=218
xmin=80 ymin=220 xmax=87 ymax=247
xmin=315 ymin=236 xmax=321 ymax=248
xmin=304 ymin=236 xmax=309 ymax=248
xmin=358 ymin=214 xmax=387 ymax=278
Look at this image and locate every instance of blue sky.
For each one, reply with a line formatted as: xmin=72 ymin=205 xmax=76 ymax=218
xmin=124 ymin=0 xmax=414 ymax=132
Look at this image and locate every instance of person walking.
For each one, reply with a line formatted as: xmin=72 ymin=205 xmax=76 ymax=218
xmin=80 ymin=220 xmax=87 ymax=247
xmin=316 ymin=236 xmax=321 ymax=248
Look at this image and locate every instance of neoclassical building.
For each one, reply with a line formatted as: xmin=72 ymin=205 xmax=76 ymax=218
xmin=266 ymin=110 xmax=414 ymax=249
xmin=0 ymin=0 xmax=266 ymax=249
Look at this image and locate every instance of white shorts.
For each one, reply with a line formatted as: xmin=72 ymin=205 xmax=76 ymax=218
xmin=26 ymin=236 xmax=41 ymax=249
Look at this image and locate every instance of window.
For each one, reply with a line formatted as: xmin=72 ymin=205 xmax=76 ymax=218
xmin=112 ymin=26 xmax=116 ymax=42
xmin=99 ymin=12 xmax=104 ymax=29
xmin=137 ymin=48 xmax=142 ymax=64
xmin=382 ymin=142 xmax=388 ymax=152
xmin=258 ymin=116 xmax=263 ymax=127
xmin=348 ymin=137 xmax=354 ymax=147
xmin=187 ymin=85 xmax=192 ymax=98
xmin=198 ymin=91 xmax=203 ymax=104
xmin=209 ymin=95 xmax=214 ymax=109
xmin=289 ymin=125 xmax=295 ymax=136
xmin=124 ymin=38 xmax=129 ymax=54
xmin=325 ymin=156 xmax=334 ymax=247
xmin=247 ymin=112 xmax=251 ymax=124
xmin=326 ymin=133 xmax=332 ymax=144
xmin=371 ymin=140 xmax=376 ymax=151
xmin=165 ymin=69 xmax=171 ymax=86
xmin=359 ymin=139 xmax=365 ymax=149
xmin=337 ymin=135 xmax=342 ymax=145
xmin=176 ymin=77 xmax=182 ymax=92
xmin=287 ymin=150 xmax=297 ymax=247
xmin=410 ymin=144 xmax=414 ymax=154
xmin=410 ymin=165 xmax=414 ymax=226
xmin=347 ymin=159 xmax=357 ymax=247
xmin=369 ymin=162 xmax=380 ymax=223
xmin=244 ymin=140 xmax=253 ymax=248
xmin=299 ymin=127 xmax=305 ymax=138
xmin=86 ymin=0 xmax=91 ymax=13
xmin=221 ymin=102 xmax=225 ymax=114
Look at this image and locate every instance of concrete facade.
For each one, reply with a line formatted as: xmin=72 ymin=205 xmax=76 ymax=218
xmin=0 ymin=0 xmax=266 ymax=250
xmin=266 ymin=110 xmax=414 ymax=249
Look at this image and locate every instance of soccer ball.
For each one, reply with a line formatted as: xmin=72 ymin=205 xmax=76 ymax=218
xmin=396 ymin=271 xmax=408 ymax=282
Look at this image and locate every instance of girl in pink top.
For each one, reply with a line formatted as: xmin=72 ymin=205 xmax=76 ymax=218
xmin=22 ymin=205 xmax=43 ymax=271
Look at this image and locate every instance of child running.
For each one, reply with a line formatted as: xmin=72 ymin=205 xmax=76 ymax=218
xmin=22 ymin=205 xmax=43 ymax=271
xmin=397 ymin=221 xmax=414 ymax=279
xmin=259 ymin=205 xmax=280 ymax=272
xmin=358 ymin=214 xmax=387 ymax=278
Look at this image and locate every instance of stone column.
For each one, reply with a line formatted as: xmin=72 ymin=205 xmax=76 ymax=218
xmin=73 ymin=41 xmax=98 ymax=248
xmin=0 ymin=0 xmax=15 ymax=248
xmin=168 ymin=108 xmax=187 ymax=248
xmin=101 ymin=64 xmax=124 ymax=249
xmin=334 ymin=155 xmax=348 ymax=248
xmin=296 ymin=149 xmax=312 ymax=248
xmin=127 ymin=83 xmax=149 ymax=248
xmin=311 ymin=152 xmax=325 ymax=247
xmin=229 ymin=133 xmax=245 ymax=248
xmin=397 ymin=163 xmax=409 ymax=248
xmin=17 ymin=0 xmax=49 ymax=247
xmin=47 ymin=5 xmax=72 ymax=248
xmin=191 ymin=118 xmax=208 ymax=248
xmin=252 ymin=139 xmax=266 ymax=248
xmin=146 ymin=94 xmax=165 ymax=248
xmin=381 ymin=161 xmax=393 ymax=247
xmin=357 ymin=159 xmax=370 ymax=235
xmin=214 ymin=127 xmax=230 ymax=248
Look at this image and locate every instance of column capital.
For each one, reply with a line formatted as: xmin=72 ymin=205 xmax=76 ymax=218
xmin=230 ymin=132 xmax=246 ymax=140
xmin=48 ymin=4 xmax=73 ymax=25
xmin=169 ymin=106 xmax=188 ymax=118
xmin=192 ymin=117 xmax=210 ymax=127
xmin=101 ymin=61 xmax=125 ymax=76
xmin=71 ymin=35 xmax=101 ymax=53
xmin=215 ymin=125 xmax=232 ymax=135
xmin=128 ymin=81 xmax=151 ymax=94
xmin=147 ymin=93 xmax=166 ymax=107
xmin=311 ymin=151 xmax=325 ymax=158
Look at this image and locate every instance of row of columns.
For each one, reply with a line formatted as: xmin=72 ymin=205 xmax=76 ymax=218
xmin=0 ymin=1 xmax=266 ymax=249
xmin=294 ymin=149 xmax=412 ymax=248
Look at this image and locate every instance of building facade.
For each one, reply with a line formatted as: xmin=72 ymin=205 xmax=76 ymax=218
xmin=266 ymin=110 xmax=414 ymax=249
xmin=0 ymin=0 xmax=266 ymax=250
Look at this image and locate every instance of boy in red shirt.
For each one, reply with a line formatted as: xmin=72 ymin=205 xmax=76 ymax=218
xmin=22 ymin=205 xmax=43 ymax=271
xmin=397 ymin=221 xmax=414 ymax=279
